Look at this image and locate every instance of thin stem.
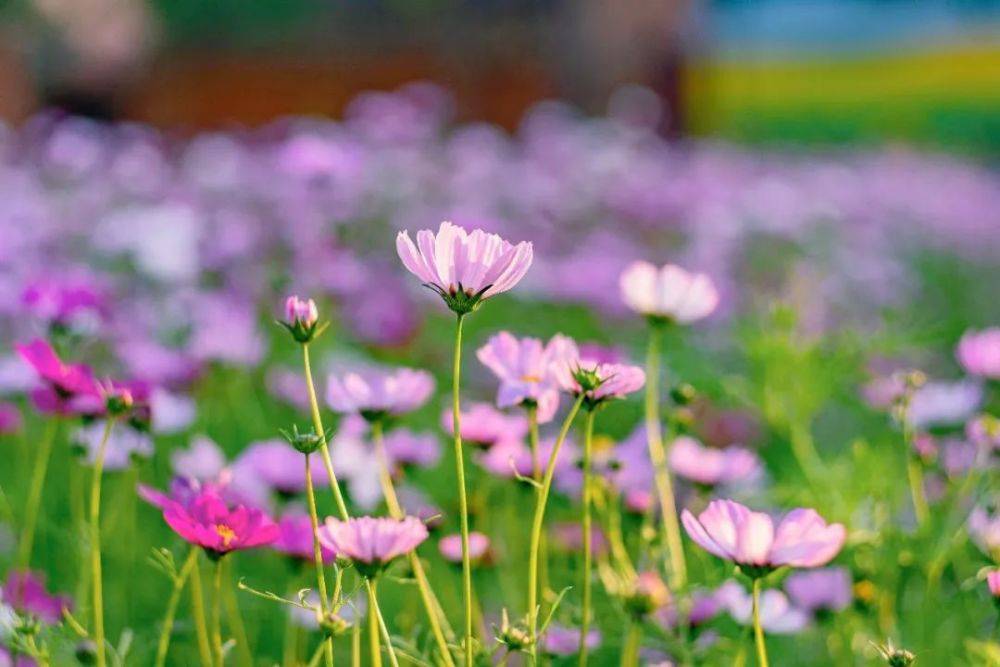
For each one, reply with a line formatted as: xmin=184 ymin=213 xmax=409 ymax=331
xmin=155 ymin=547 xmax=198 ymax=667
xmin=578 ymin=409 xmax=596 ymax=667
xmin=451 ymin=313 xmax=474 ymax=667
xmin=751 ymin=578 xmax=769 ymax=667
xmin=372 ymin=421 xmax=457 ymax=667
xmin=901 ymin=417 xmax=929 ymax=526
xmin=189 ymin=552 xmax=214 ymax=667
xmin=620 ymin=621 xmax=642 ymax=667
xmin=352 ymin=616 xmax=361 ymax=667
xmin=89 ymin=417 xmax=115 ymax=667
xmin=644 ymin=325 xmax=687 ymax=591
xmin=367 ymin=579 xmax=400 ymax=667
xmin=212 ymin=558 xmax=224 ymax=667
xmin=527 ymin=393 xmax=586 ymax=664
xmin=302 ymin=343 xmax=350 ymax=521
xmin=221 ymin=561 xmax=252 ymax=666
xmin=18 ymin=419 xmax=57 ymax=568
xmin=305 ymin=453 xmax=335 ymax=667
xmin=527 ymin=405 xmax=541 ymax=482
xmin=367 ymin=579 xmax=383 ymax=667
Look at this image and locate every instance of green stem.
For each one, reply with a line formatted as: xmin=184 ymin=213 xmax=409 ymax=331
xmin=372 ymin=420 xmax=456 ymax=667
xmin=221 ymin=561 xmax=252 ymax=666
xmin=189 ymin=552 xmax=214 ymax=667
xmin=18 ymin=420 xmax=57 ymax=568
xmin=578 ymin=409 xmax=596 ymax=667
xmin=367 ymin=579 xmax=400 ymax=667
xmin=644 ymin=325 xmax=687 ymax=591
xmin=155 ymin=547 xmax=198 ymax=667
xmin=305 ymin=453 xmax=335 ymax=667
xmin=906 ymin=458 xmax=929 ymax=526
xmin=367 ymin=580 xmax=383 ymax=667
xmin=751 ymin=578 xmax=769 ymax=667
xmin=302 ymin=343 xmax=350 ymax=521
xmin=527 ymin=405 xmax=541 ymax=482
xmin=89 ymin=417 xmax=115 ymax=667
xmin=450 ymin=313 xmax=475 ymax=667
xmin=212 ymin=558 xmax=224 ymax=667
xmin=527 ymin=393 xmax=586 ymax=664
xmin=620 ymin=621 xmax=642 ymax=667
xmin=352 ymin=616 xmax=361 ymax=667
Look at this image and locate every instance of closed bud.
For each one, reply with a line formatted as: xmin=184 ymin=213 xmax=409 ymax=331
xmin=279 ymin=295 xmax=325 ymax=343
xmin=873 ymin=640 xmax=916 ymax=667
xmin=494 ymin=608 xmax=532 ymax=652
xmin=320 ymin=611 xmax=352 ymax=638
xmin=280 ymin=424 xmax=326 ymax=455
xmin=670 ymin=383 xmax=697 ymax=405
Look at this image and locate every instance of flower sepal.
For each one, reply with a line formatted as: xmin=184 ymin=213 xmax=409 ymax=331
xmin=279 ymin=424 xmax=330 ymax=455
xmin=426 ymin=282 xmax=491 ymax=316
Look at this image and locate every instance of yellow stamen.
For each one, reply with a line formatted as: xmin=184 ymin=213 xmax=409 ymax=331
xmin=214 ymin=524 xmax=236 ymax=547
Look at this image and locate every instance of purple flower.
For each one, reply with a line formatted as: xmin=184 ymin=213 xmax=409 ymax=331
xmin=479 ymin=436 xmax=580 ymax=487
xmin=784 ymin=567 xmax=852 ymax=613
xmin=2 ymin=570 xmax=72 ymax=624
xmin=440 ymin=402 xmax=528 ymax=447
xmin=908 ymin=380 xmax=982 ymax=429
xmin=396 ymin=221 xmax=533 ymax=314
xmin=318 ymin=516 xmax=428 ymax=576
xmin=659 ymin=589 xmax=722 ymax=628
xmin=715 ymin=581 xmax=809 ymax=634
xmin=668 ymin=436 xmax=761 ymax=486
xmin=476 ymin=332 xmax=566 ymax=423
xmin=542 ymin=624 xmax=601 ymax=656
xmin=73 ymin=420 xmax=153 ymax=471
xmin=0 ymin=402 xmax=22 ymax=435
xmin=619 ymin=261 xmax=719 ymax=323
xmin=231 ymin=440 xmax=329 ymax=498
xmin=161 ymin=488 xmax=279 ymax=556
xmin=266 ymin=367 xmax=311 ymax=412
xmin=969 ymin=503 xmax=1000 ymax=559
xmin=383 ymin=429 xmax=441 ymax=470
xmin=20 ymin=275 xmax=107 ymax=328
xmin=682 ymin=499 xmax=846 ymax=571
xmin=438 ymin=531 xmax=491 ymax=564
xmin=273 ymin=512 xmax=337 ymax=563
xmin=956 ymin=328 xmax=1000 ymax=379
xmin=326 ymin=366 xmax=434 ymax=420
xmin=967 ymin=415 xmax=1000 ymax=450
xmin=171 ymin=436 xmax=227 ymax=482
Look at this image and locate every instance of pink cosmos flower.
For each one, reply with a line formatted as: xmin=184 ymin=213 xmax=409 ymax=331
xmin=668 ymin=437 xmax=761 ymax=486
xmin=659 ymin=589 xmax=722 ymax=628
xmin=956 ymin=328 xmax=1000 ymax=379
xmin=2 ymin=570 xmax=72 ymax=624
xmin=273 ymin=512 xmax=337 ymax=563
xmin=441 ymin=402 xmax=528 ymax=447
xmin=438 ymin=531 xmax=491 ymax=564
xmin=619 ymin=261 xmax=719 ymax=323
xmin=395 ymin=221 xmax=533 ymax=314
xmin=318 ymin=516 xmax=428 ymax=576
xmin=478 ymin=436 xmax=580 ymax=489
xmin=542 ymin=624 xmax=601 ymax=656
xmin=383 ymin=429 xmax=441 ymax=470
xmin=681 ymin=499 xmax=846 ymax=571
xmin=326 ymin=366 xmax=434 ymax=419
xmin=550 ymin=337 xmax=645 ymax=406
xmin=476 ymin=332 xmax=567 ymax=423
xmin=987 ymin=570 xmax=1000 ymax=597
xmin=20 ymin=276 xmax=107 ymax=327
xmin=715 ymin=581 xmax=809 ymax=634
xmin=15 ymin=338 xmax=99 ymax=415
xmin=171 ymin=436 xmax=227 ymax=482
xmin=230 ymin=439 xmax=329 ymax=498
xmin=161 ymin=488 xmax=279 ymax=556
xmin=0 ymin=402 xmax=22 ymax=435
xmin=784 ymin=567 xmax=852 ymax=613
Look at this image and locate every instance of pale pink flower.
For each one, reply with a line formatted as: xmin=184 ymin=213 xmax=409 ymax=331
xmin=784 ymin=567 xmax=852 ymax=613
xmin=550 ymin=337 xmax=645 ymax=405
xmin=438 ymin=531 xmax=491 ymax=564
xmin=542 ymin=624 xmax=601 ymax=656
xmin=441 ymin=402 xmax=528 ymax=447
xmin=715 ymin=581 xmax=809 ymax=634
xmin=396 ymin=221 xmax=533 ymax=313
xmin=668 ymin=437 xmax=761 ymax=486
xmin=284 ymin=295 xmax=319 ymax=328
xmin=956 ymin=328 xmax=1000 ymax=379
xmin=318 ymin=516 xmax=428 ymax=576
xmin=326 ymin=366 xmax=434 ymax=419
xmin=987 ymin=570 xmax=1000 ymax=597
xmin=619 ymin=261 xmax=719 ymax=323
xmin=476 ymin=331 xmax=566 ymax=422
xmin=681 ymin=499 xmax=845 ymax=570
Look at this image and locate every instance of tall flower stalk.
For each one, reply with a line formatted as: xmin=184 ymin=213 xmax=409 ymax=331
xmin=189 ymin=554 xmax=213 ymax=666
xmin=578 ymin=409 xmax=597 ymax=666
xmin=751 ymin=578 xmax=769 ymax=667
xmin=451 ymin=313 xmax=475 ymax=667
xmin=17 ymin=420 xmax=57 ymax=568
xmin=154 ymin=546 xmax=199 ymax=667
xmin=304 ymin=452 xmax=334 ymax=667
xmin=211 ymin=558 xmax=225 ymax=667
xmin=88 ymin=416 xmax=117 ymax=667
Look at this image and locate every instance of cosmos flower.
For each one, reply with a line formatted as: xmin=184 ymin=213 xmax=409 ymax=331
xmin=715 ymin=581 xmax=809 ymax=634
xmin=619 ymin=261 xmax=719 ymax=323
xmin=326 ymin=366 xmax=434 ymax=420
xmin=1 ymin=570 xmax=72 ymax=625
xmin=15 ymin=338 xmax=98 ymax=415
xmin=784 ymin=567 xmax=852 ymax=613
xmin=170 ymin=436 xmax=227 ymax=482
xmin=956 ymin=328 xmax=1000 ymax=379
xmin=160 ymin=488 xmax=279 ymax=557
xmin=440 ymin=402 xmax=528 ymax=447
xmin=542 ymin=624 xmax=601 ymax=656
xmin=230 ymin=439 xmax=330 ymax=499
xmin=438 ymin=532 xmax=491 ymax=564
xmin=20 ymin=275 xmax=107 ymax=329
xmin=383 ymin=429 xmax=441 ymax=470
xmin=478 ymin=436 xmax=580 ymax=490
xmin=272 ymin=512 xmax=337 ymax=563
xmin=318 ymin=516 xmax=428 ymax=577
xmin=280 ymin=295 xmax=323 ymax=343
xmin=681 ymin=500 xmax=846 ymax=572
xmin=476 ymin=332 xmax=571 ymax=423
xmin=549 ymin=338 xmax=644 ymax=407
xmin=73 ymin=420 xmax=154 ymax=471
xmin=667 ymin=436 xmax=761 ymax=486
xmin=396 ymin=221 xmax=533 ymax=314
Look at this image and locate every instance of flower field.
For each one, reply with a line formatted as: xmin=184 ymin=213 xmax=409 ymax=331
xmin=0 ymin=84 xmax=998 ymax=666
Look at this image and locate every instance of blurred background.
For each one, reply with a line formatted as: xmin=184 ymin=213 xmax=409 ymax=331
xmin=1 ymin=0 xmax=998 ymax=150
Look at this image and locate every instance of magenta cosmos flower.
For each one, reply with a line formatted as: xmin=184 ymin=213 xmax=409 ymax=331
xmin=682 ymin=500 xmax=845 ymax=575
xmin=161 ymin=488 xmax=279 ymax=557
xmin=619 ymin=261 xmax=719 ymax=324
xmin=318 ymin=516 xmax=428 ymax=577
xmin=439 ymin=531 xmax=491 ymax=564
xmin=2 ymin=570 xmax=72 ymax=624
xmin=476 ymin=332 xmax=569 ymax=423
xmin=16 ymin=338 xmax=98 ymax=415
xmin=668 ymin=436 xmax=761 ymax=486
xmin=956 ymin=328 xmax=1000 ymax=379
xmin=326 ymin=366 xmax=434 ymax=420
xmin=396 ymin=221 xmax=533 ymax=314
xmin=441 ymin=402 xmax=528 ymax=447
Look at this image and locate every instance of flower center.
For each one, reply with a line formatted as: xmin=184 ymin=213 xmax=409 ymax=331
xmin=520 ymin=374 xmax=541 ymax=383
xmin=214 ymin=524 xmax=236 ymax=547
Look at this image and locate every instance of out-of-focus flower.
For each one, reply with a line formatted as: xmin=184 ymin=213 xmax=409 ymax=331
xmin=908 ymin=380 xmax=982 ymax=429
xmin=231 ymin=440 xmax=329 ymax=500
xmin=266 ymin=367 xmax=311 ymax=412
xmin=441 ymin=402 xmax=528 ymax=447
xmin=619 ymin=261 xmax=719 ymax=323
xmin=476 ymin=332 xmax=566 ymax=423
xmin=969 ymin=502 xmax=1000 ymax=560
xmin=21 ymin=275 xmax=107 ymax=330
xmin=550 ymin=337 xmax=644 ymax=407
xmin=715 ymin=581 xmax=809 ymax=634
xmin=967 ymin=414 xmax=1000 ymax=450
xmin=438 ymin=531 xmax=491 ymax=565
xmin=188 ymin=293 xmax=265 ymax=367
xmin=161 ymin=489 xmax=279 ymax=557
xmin=396 ymin=221 xmax=533 ymax=314
xmin=2 ymin=570 xmax=71 ymax=624
xmin=73 ymin=420 xmax=153 ymax=470
xmin=659 ymin=589 xmax=722 ymax=628
xmin=273 ymin=512 xmax=336 ymax=563
xmin=280 ymin=295 xmax=323 ymax=343
xmin=624 ymin=571 xmax=671 ymax=617
xmin=15 ymin=338 xmax=98 ymax=415
xmin=150 ymin=388 xmax=196 ymax=435
xmin=682 ymin=500 xmax=845 ymax=572
xmin=987 ymin=569 xmax=1000 ymax=597
xmin=383 ymin=429 xmax=440 ymax=470
xmin=667 ymin=436 xmax=761 ymax=486
xmin=956 ymin=328 xmax=1000 ymax=379
xmin=171 ymin=436 xmax=227 ymax=483
xmin=0 ymin=402 xmax=21 ymax=435
xmin=550 ymin=522 xmax=607 ymax=555
xmin=542 ymin=624 xmax=600 ymax=656
xmin=478 ymin=436 xmax=580 ymax=489
xmin=326 ymin=366 xmax=434 ymax=421
xmin=784 ymin=567 xmax=852 ymax=613
xmin=318 ymin=516 xmax=428 ymax=577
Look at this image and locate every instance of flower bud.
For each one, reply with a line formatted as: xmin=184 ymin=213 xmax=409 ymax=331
xmin=280 ymin=424 xmax=325 ymax=455
xmin=320 ymin=611 xmax=352 ymax=638
xmin=623 ymin=571 xmax=670 ymax=618
xmin=670 ymin=383 xmax=697 ymax=406
xmin=279 ymin=295 xmax=324 ymax=343
xmin=874 ymin=641 xmax=916 ymax=667
xmin=494 ymin=608 xmax=532 ymax=652
xmin=75 ymin=640 xmax=98 ymax=665
xmin=99 ymin=382 xmax=134 ymax=417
